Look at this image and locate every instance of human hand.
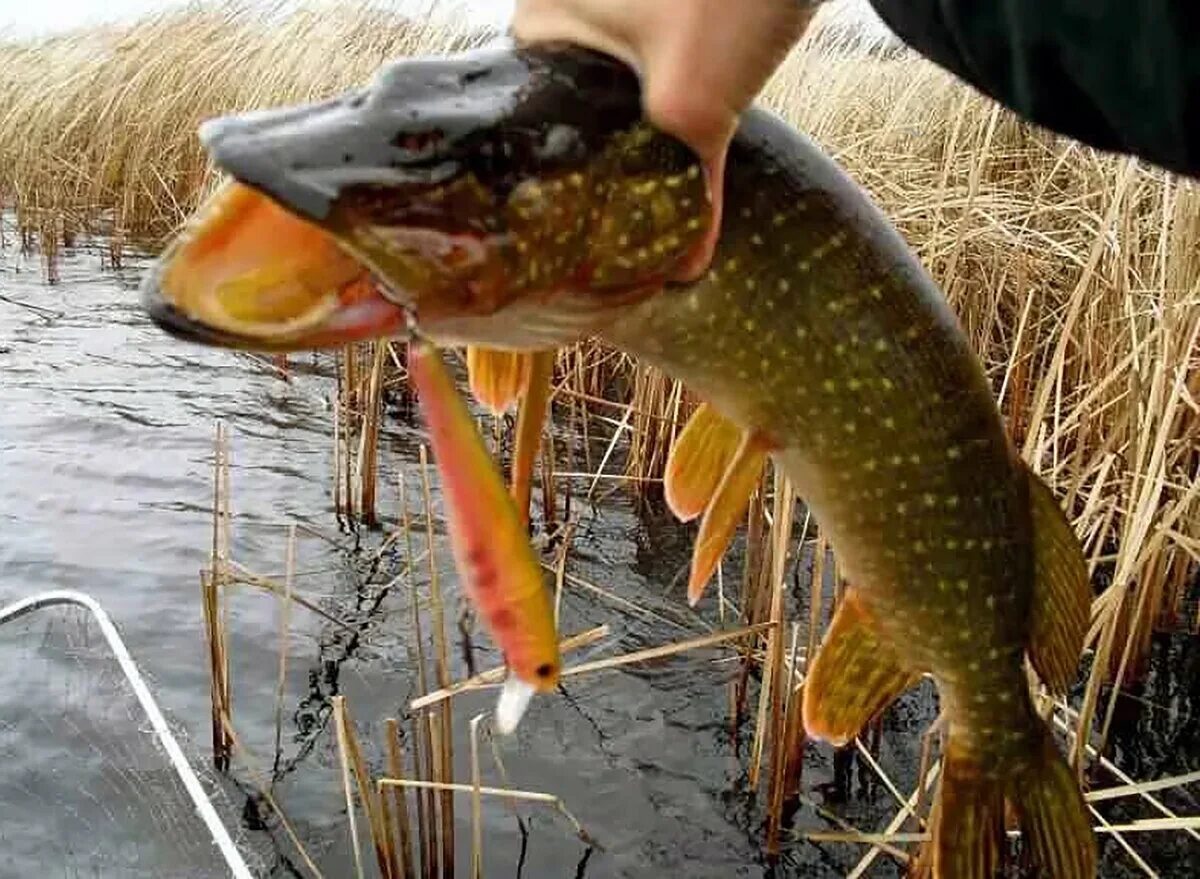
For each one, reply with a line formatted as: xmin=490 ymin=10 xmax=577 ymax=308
xmin=511 ymin=0 xmax=817 ymax=166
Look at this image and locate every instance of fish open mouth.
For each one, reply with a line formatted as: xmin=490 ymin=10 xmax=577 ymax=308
xmin=140 ymin=181 xmax=410 ymax=352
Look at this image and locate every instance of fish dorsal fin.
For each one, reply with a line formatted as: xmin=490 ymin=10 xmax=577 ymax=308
xmin=466 ymin=346 xmax=533 ymax=414
xmin=686 ymin=430 xmax=768 ymax=605
xmin=665 ymin=403 xmax=744 ymax=522
xmin=1025 ymin=464 xmax=1091 ymax=695
xmin=802 ymin=590 xmax=920 ymax=747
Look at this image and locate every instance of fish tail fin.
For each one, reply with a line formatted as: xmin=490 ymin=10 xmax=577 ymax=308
xmin=1007 ymin=726 xmax=1097 ymax=879
xmin=917 ymin=736 xmax=1007 ymax=879
xmin=915 ymin=725 xmax=1096 ymax=879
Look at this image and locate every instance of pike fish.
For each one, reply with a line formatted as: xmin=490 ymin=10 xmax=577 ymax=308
xmin=142 ymin=43 xmax=1097 ymax=878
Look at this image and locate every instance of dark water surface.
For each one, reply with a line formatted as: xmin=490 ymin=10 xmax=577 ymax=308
xmin=1 ymin=233 xmax=1198 ymax=878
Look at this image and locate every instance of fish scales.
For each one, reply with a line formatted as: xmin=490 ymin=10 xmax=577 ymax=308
xmin=604 ymin=109 xmax=1037 ymax=762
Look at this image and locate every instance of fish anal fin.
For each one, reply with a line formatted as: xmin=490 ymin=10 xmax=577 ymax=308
xmin=1025 ymin=464 xmax=1091 ymax=695
xmin=801 ymin=591 xmax=920 ymax=746
xmin=685 ymin=431 xmax=767 ymax=605
xmin=466 ymin=346 xmax=532 ymax=414
xmin=665 ymin=403 xmax=743 ymax=522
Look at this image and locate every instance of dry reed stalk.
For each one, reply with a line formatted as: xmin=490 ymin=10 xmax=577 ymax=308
xmin=332 ymin=697 xmax=367 ymax=879
xmin=271 ymin=525 xmax=296 ymax=779
xmin=469 ymin=714 xmax=485 ymax=879
xmin=378 ymin=779 xmax=594 ymax=845
xmin=417 ymin=445 xmax=455 ymax=878
xmin=205 ymin=421 xmax=233 ymax=771
xmin=333 ymin=696 xmax=395 ymax=879
xmin=384 ymin=718 xmax=417 ymax=879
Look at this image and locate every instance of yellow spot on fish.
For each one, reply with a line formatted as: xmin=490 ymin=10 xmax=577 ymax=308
xmin=569 ymin=173 xmax=584 ymax=188
xmin=686 ymin=218 xmax=702 ymax=231
xmin=923 ymin=493 xmax=937 ymax=507
xmin=746 ymin=279 xmax=757 ymax=291
xmin=835 ymin=344 xmax=846 ymax=356
xmin=947 ymin=446 xmax=962 ymax=460
xmin=726 ymin=258 xmax=739 ymax=272
xmin=882 ymin=417 xmax=896 ymax=430
xmin=880 ymin=378 xmax=895 ymax=391
xmin=687 ymin=292 xmax=701 ymax=311
xmin=744 ymin=318 xmax=756 ymax=332
xmin=796 ymin=327 xmax=808 ymax=340
xmin=981 ymin=539 xmax=994 ymax=551
xmin=751 ymin=234 xmax=764 ymax=247
xmin=946 ymin=495 xmax=960 ymax=509
xmin=848 ymin=378 xmax=862 ymax=390
xmin=777 ymin=279 xmax=790 ymax=293
xmin=798 ymin=261 xmax=810 ymax=272
xmin=937 ymin=578 xmax=950 ymax=592
xmin=617 ymin=234 xmax=629 ymax=247
xmin=913 ymin=540 xmax=926 ymax=554
xmin=844 ymin=422 xmax=857 ymax=434
xmin=890 ymin=455 xmax=903 ymax=467
xmin=957 ymin=579 xmax=969 ymax=593
xmin=822 ymin=379 xmax=836 ymax=393
xmin=945 ymin=538 xmax=959 ymax=550
xmin=874 ymin=339 xmax=889 ymax=353
xmin=686 ymin=165 xmax=700 ymax=180
xmin=665 ymin=174 xmax=683 ymax=189
xmin=869 ymin=286 xmax=883 ymax=300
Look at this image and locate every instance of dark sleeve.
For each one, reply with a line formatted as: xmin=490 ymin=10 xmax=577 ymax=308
xmin=868 ymin=0 xmax=1200 ymax=179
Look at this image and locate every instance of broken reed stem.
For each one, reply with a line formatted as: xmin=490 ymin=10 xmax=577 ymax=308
xmin=205 ymin=421 xmax=233 ymax=772
xmin=332 ymin=696 xmax=367 ymax=879
xmin=385 ymin=719 xmax=417 ymax=879
xmin=271 ymin=525 xmax=296 ymax=781
xmin=379 ymin=780 xmax=595 ymax=846
xmin=358 ymin=341 xmax=389 ymax=526
xmin=469 ymin=714 xmax=485 ymax=879
xmin=411 ymin=625 xmax=610 ymax=711
xmin=220 ymin=714 xmax=325 ymax=879
xmin=417 ymin=445 xmax=455 ymax=879
xmin=765 ymin=473 xmax=797 ymax=852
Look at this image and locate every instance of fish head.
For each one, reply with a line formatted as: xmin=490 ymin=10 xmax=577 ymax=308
xmin=142 ymin=42 xmax=714 ymax=352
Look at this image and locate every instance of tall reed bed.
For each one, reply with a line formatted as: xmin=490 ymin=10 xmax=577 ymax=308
xmin=2 ymin=6 xmax=1199 ymax=868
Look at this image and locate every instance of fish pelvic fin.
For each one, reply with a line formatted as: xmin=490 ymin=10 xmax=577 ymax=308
xmin=664 ymin=403 xmax=743 ymax=522
xmin=511 ymin=350 xmax=555 ymax=528
xmin=801 ymin=590 xmax=920 ymax=746
xmin=914 ymin=725 xmax=1096 ymax=879
xmin=685 ymin=430 xmax=768 ymax=606
xmin=466 ymin=347 xmax=533 ymax=414
xmin=1025 ymin=464 xmax=1091 ymax=695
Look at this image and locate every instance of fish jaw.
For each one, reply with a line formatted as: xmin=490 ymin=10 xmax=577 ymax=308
xmin=177 ymin=44 xmax=713 ymax=354
xmin=141 ymin=181 xmax=409 ymax=352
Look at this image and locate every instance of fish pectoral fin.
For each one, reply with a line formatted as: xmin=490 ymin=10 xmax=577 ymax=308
xmin=801 ymin=590 xmax=920 ymax=746
xmin=1025 ymin=464 xmax=1091 ymax=695
xmin=466 ymin=346 xmax=534 ymax=414
xmin=510 ymin=350 xmax=555 ymax=528
xmin=685 ymin=430 xmax=768 ymax=606
xmin=665 ymin=403 xmax=744 ymax=522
